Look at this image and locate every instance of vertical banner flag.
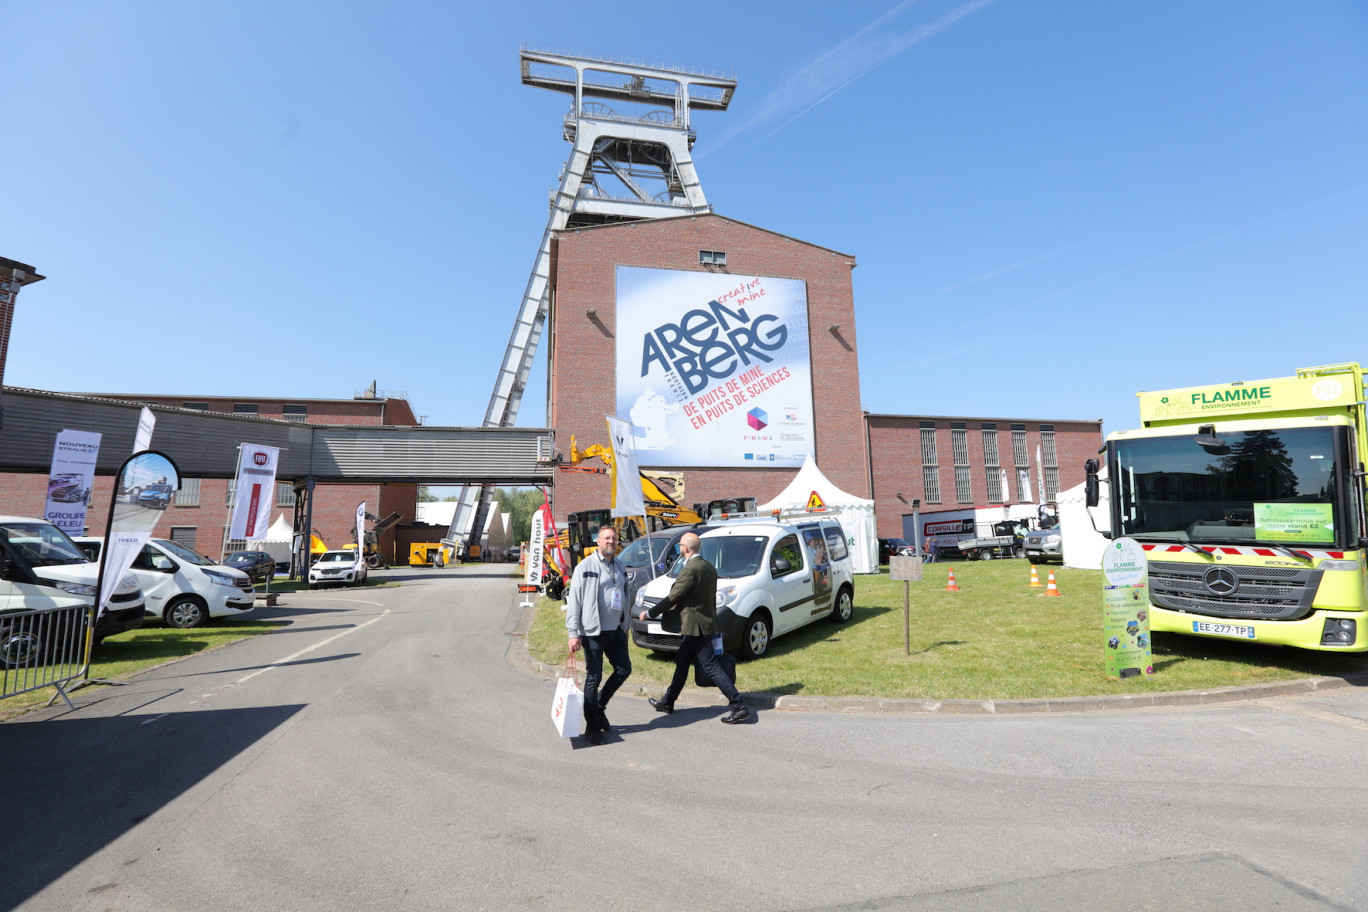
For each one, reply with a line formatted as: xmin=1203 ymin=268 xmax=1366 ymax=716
xmin=1101 ymin=538 xmax=1155 ymax=679
xmin=356 ymin=502 xmax=366 ymax=559
xmin=614 ymin=266 xmax=814 ymax=467
xmin=526 ymin=502 xmax=547 ymax=587
xmin=45 ymin=429 xmax=102 ymax=534
xmin=1036 ymin=444 xmax=1046 ymax=506
xmin=1000 ymin=468 xmax=1011 ymax=504
xmin=1018 ymin=468 xmax=1033 ymax=506
xmin=99 ymin=450 xmax=180 ymax=615
xmin=133 ymin=407 xmax=155 ymax=454
xmin=229 ymin=444 xmax=280 ymax=540
xmin=606 ymin=416 xmax=646 ymax=518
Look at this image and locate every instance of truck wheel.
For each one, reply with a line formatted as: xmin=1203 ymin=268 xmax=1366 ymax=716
xmin=981 ymin=550 xmax=995 ymax=560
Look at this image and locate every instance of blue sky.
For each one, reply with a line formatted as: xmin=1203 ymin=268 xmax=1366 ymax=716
xmin=5 ymin=0 xmax=1366 ymax=443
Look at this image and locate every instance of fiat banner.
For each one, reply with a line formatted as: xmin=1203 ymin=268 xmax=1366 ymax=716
xmin=229 ymin=444 xmax=280 ymax=540
xmin=45 ymin=429 xmax=102 ymax=534
xmin=615 ymin=266 xmax=813 ymax=467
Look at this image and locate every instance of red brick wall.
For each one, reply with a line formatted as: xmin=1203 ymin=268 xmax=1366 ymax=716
xmin=865 ymin=416 xmax=1104 ymax=538
xmin=548 ymin=213 xmax=868 ymax=525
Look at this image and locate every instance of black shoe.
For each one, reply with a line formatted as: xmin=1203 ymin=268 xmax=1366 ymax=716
xmin=649 ymin=697 xmax=674 ymax=714
xmin=720 ymin=706 xmax=750 ymax=725
xmin=586 ymin=729 xmax=605 ymax=745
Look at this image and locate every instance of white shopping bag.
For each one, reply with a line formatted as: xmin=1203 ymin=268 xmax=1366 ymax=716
xmin=551 ymin=659 xmax=584 ymax=738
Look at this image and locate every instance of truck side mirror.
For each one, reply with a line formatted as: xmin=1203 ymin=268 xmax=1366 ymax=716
xmin=1084 ymin=458 xmax=1100 ymax=508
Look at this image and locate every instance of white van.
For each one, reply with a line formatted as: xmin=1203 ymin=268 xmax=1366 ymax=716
xmin=74 ymin=537 xmax=255 ymax=629
xmin=0 ymin=516 xmax=145 ymax=657
xmin=631 ymin=514 xmax=856 ymax=659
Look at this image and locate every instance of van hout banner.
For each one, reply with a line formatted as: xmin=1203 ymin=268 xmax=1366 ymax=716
xmin=526 ymin=502 xmax=547 ymax=587
xmin=99 ymin=450 xmax=180 ymax=616
xmin=614 ymin=266 xmax=814 ymax=468
xmin=45 ymin=429 xmax=102 ymax=534
xmin=229 ymin=444 xmax=280 ymax=540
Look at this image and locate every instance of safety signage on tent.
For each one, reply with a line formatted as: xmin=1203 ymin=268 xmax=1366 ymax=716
xmin=806 ymin=491 xmax=826 ymax=511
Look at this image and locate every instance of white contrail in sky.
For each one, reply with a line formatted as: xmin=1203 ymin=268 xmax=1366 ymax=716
xmin=939 ymin=241 xmax=1092 ymax=293
xmin=706 ymin=0 xmax=999 ymax=153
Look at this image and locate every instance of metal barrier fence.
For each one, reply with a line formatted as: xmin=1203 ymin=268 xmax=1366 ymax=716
xmin=0 ymin=603 xmax=92 ymax=709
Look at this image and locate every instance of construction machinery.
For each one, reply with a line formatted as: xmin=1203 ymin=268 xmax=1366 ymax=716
xmin=346 ymin=511 xmax=403 ymax=569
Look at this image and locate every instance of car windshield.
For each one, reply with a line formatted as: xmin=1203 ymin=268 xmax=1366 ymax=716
xmin=0 ymin=521 xmax=90 ymax=566
xmin=145 ymin=484 xmax=172 ymax=493
xmin=153 ymin=539 xmax=217 ymax=565
xmin=618 ymin=535 xmax=676 ymax=569
xmin=319 ymin=551 xmax=355 ymax=564
xmin=675 ymin=535 xmax=768 ymax=580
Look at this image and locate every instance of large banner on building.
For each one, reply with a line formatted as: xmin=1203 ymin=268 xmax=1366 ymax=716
xmin=45 ymin=429 xmax=101 ymax=534
xmin=615 ymin=265 xmax=813 ymax=468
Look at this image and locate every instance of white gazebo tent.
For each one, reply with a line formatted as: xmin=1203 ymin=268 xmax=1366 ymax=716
xmin=757 ymin=454 xmax=878 ymax=574
xmin=257 ymin=513 xmax=296 ymax=567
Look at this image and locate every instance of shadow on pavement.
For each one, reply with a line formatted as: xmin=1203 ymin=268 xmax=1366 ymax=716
xmin=0 ymin=704 xmax=304 ymax=909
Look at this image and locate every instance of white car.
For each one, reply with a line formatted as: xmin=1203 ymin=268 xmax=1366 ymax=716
xmin=631 ymin=515 xmax=856 ymax=660
xmin=309 ymin=550 xmax=368 ymax=587
xmin=74 ymin=537 xmax=255 ymax=629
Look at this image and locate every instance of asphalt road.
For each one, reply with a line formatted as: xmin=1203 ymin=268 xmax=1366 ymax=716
xmin=3 ymin=568 xmax=1367 ymax=911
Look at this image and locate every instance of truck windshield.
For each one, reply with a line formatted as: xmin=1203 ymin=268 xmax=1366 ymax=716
xmin=1113 ymin=426 xmax=1345 ymax=547
xmin=0 ymin=520 xmax=91 ymax=566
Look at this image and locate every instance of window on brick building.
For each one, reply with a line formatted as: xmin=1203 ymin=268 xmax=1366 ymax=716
xmin=234 ymin=404 xmax=258 ymax=415
xmin=1041 ymin=425 xmax=1059 ymax=501
xmin=982 ymin=423 xmax=1002 ymax=502
xmin=1011 ymin=425 xmax=1029 ymax=502
xmin=919 ymin=422 xmax=940 ymax=503
xmin=170 ymin=526 xmax=197 ymax=550
xmin=175 ymin=477 xmax=201 ymax=507
xmin=276 ymin=482 xmax=295 ymax=507
xmin=698 ymin=250 xmax=727 ymax=266
xmin=951 ymin=423 xmax=972 ymax=503
xmin=283 ymin=404 xmax=307 ymax=423
xmin=226 ymin=479 xmax=235 ymax=505
xmin=183 ymin=402 xmax=208 ymax=411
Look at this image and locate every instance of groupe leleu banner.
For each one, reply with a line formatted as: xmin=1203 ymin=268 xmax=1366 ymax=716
xmin=615 ymin=265 xmax=814 ymax=468
xmin=45 ymin=429 xmax=102 ymax=534
xmin=229 ymin=444 xmax=280 ymax=541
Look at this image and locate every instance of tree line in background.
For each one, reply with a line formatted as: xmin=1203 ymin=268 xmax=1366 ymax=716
xmin=418 ymin=486 xmax=547 ymax=543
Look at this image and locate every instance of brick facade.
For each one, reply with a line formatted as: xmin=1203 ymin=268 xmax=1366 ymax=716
xmin=864 ymin=414 xmax=1104 ymax=538
xmin=547 ymin=213 xmax=869 ymax=524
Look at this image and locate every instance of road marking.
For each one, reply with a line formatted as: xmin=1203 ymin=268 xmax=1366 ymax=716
xmin=236 ymin=609 xmax=390 ymax=684
xmin=141 ymin=714 xmax=169 ymax=725
xmin=1250 ymin=699 xmax=1368 ymax=734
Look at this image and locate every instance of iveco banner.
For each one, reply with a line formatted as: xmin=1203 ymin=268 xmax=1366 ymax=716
xmin=615 ymin=266 xmax=813 ymax=467
xmin=100 ymin=450 xmax=179 ymax=615
xmin=229 ymin=444 xmax=280 ymax=541
xmin=45 ymin=429 xmax=101 ymax=534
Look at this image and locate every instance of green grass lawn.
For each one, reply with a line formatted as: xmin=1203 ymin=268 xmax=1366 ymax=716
xmin=528 ymin=560 xmax=1368 ymax=700
xmin=0 ymin=620 xmax=281 ymax=720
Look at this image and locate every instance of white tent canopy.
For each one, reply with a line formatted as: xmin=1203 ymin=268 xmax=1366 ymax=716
xmin=757 ymin=454 xmax=878 ymax=574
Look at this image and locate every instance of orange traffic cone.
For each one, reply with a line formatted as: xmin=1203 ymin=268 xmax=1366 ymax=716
xmin=1028 ymin=565 xmax=1043 ymax=588
xmin=1042 ymin=569 xmax=1061 ymax=597
xmin=945 ymin=567 xmax=961 ymax=591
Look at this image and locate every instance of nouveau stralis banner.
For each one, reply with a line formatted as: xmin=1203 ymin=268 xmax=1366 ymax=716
xmin=615 ymin=266 xmax=814 ymax=467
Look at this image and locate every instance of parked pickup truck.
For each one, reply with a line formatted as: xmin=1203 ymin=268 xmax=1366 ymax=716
xmin=957 ymin=520 xmax=1029 ymax=560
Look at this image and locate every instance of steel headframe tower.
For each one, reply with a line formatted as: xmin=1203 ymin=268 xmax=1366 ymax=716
xmin=448 ymin=49 xmax=737 ymax=554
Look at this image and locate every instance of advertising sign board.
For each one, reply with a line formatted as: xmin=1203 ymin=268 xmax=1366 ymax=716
xmin=1101 ymin=537 xmax=1154 ymax=679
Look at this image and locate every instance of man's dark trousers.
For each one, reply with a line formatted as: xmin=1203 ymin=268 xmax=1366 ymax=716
xmin=582 ymin=628 xmax=631 ymax=731
xmin=667 ymin=634 xmax=744 ymax=709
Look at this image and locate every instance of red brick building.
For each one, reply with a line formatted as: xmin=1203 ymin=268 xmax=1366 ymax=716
xmin=864 ymin=414 xmax=1104 ymax=538
xmin=547 ymin=213 xmax=869 ymax=522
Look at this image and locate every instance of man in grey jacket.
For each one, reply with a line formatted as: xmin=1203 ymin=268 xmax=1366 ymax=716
xmin=566 ymin=525 xmax=631 ymax=745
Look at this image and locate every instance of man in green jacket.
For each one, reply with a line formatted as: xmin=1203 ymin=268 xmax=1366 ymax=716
xmin=638 ymin=532 xmax=749 ymax=724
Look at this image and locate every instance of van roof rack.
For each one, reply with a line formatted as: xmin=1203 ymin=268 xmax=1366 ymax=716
xmin=705 ymin=507 xmax=837 ymax=523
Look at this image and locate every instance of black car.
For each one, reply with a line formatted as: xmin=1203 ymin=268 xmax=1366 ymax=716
xmin=617 ymin=524 xmax=715 ymax=610
xmin=878 ymin=537 xmax=915 ymax=563
xmin=222 ymin=550 xmax=276 ymax=583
